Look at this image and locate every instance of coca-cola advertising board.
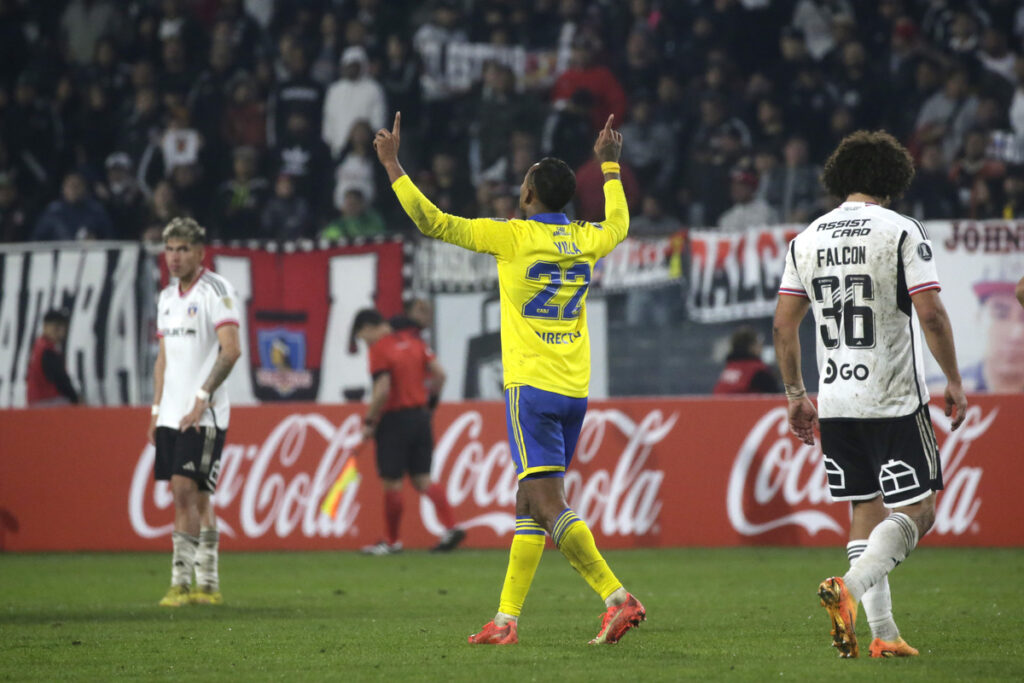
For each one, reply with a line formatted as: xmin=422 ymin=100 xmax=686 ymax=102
xmin=0 ymin=395 xmax=1019 ymax=551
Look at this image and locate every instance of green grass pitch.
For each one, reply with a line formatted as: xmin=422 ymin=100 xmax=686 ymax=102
xmin=2 ymin=548 xmax=1022 ymax=681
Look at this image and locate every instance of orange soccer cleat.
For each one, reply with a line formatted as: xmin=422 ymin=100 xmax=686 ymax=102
xmin=818 ymin=577 xmax=859 ymax=658
xmin=589 ymin=593 xmax=646 ymax=645
xmin=869 ymin=637 xmax=919 ymax=658
xmin=467 ymin=620 xmax=519 ymax=645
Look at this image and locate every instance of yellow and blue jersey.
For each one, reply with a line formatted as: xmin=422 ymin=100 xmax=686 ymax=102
xmin=391 ymin=174 xmax=629 ymax=398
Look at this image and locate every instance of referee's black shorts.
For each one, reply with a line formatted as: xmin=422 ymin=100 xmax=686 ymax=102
xmin=374 ymin=407 xmax=433 ymax=479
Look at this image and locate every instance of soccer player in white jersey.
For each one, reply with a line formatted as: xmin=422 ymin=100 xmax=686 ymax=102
xmin=147 ymin=217 xmax=242 ymax=606
xmin=773 ymin=131 xmax=967 ymax=658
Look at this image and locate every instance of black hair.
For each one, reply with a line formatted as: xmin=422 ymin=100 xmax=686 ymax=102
xmin=349 ymin=308 xmax=384 ymax=352
xmin=821 ymin=130 xmax=915 ymax=202
xmin=529 ymin=157 xmax=576 ymax=211
xmin=43 ymin=308 xmax=70 ymax=325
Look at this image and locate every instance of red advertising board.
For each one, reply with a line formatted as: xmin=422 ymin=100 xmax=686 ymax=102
xmin=0 ymin=395 xmax=1019 ymax=551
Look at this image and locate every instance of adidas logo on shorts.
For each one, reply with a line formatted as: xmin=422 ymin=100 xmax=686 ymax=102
xmin=182 ymin=462 xmax=196 ymax=472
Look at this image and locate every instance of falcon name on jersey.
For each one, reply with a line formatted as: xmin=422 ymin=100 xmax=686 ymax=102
xmin=779 ymin=202 xmax=940 ymax=419
xmin=157 ymin=268 xmax=240 ymax=429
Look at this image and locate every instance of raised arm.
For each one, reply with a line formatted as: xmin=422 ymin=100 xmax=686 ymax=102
xmin=374 ymin=112 xmax=514 ymax=256
xmin=593 ymin=115 xmax=628 ymax=250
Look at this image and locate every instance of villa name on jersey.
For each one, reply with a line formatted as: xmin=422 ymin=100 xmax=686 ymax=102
xmin=816 ymin=245 xmax=867 ymax=267
xmin=555 ymin=240 xmax=581 ymax=255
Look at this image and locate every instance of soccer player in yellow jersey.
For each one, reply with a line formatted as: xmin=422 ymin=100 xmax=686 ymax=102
xmin=374 ymin=112 xmax=645 ymax=645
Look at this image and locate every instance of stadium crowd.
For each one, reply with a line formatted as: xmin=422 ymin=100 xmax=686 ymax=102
xmin=2 ymin=0 xmax=1024 ymax=245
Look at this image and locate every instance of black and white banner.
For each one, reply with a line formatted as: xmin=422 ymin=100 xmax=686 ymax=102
xmin=412 ymin=234 xmax=686 ymax=294
xmin=0 ymin=242 xmax=144 ymax=408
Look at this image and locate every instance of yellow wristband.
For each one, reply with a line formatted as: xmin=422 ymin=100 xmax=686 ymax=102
xmin=601 ymin=162 xmax=621 ymax=175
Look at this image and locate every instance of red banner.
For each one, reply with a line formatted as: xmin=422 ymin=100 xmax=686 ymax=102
xmin=1 ymin=395 xmax=1019 ymax=551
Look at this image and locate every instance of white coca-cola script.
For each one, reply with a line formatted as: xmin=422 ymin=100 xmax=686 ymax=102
xmin=130 ymin=408 xmax=670 ymax=541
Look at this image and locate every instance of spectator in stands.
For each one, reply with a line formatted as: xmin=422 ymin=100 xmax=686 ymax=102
xmin=260 ymin=173 xmax=312 ymax=241
xmin=979 ymin=27 xmax=1016 ymax=85
xmin=785 ymin=62 xmax=837 ymax=159
xmin=630 ymin=195 xmax=680 ymax=237
xmin=31 ymin=172 xmax=112 ymax=241
xmin=412 ymin=0 xmax=467 ymax=105
xmin=751 ymin=98 xmax=788 ymax=152
xmin=222 ymin=72 xmax=266 ymax=150
xmin=0 ymin=171 xmax=28 ymax=242
xmin=949 ymin=128 xmax=1006 ymax=215
xmin=168 ymin=162 xmax=211 ymax=223
xmin=773 ymin=26 xmax=810 ymax=89
xmin=914 ymin=67 xmax=980 ymax=164
xmin=60 ymin=0 xmax=123 ymax=66
xmin=119 ymin=85 xmax=164 ymax=184
xmin=158 ymin=35 xmax=196 ymax=99
xmin=214 ymin=146 xmax=267 ymax=240
xmin=4 ymin=72 xmax=61 ymax=196
xmin=712 ymin=326 xmax=779 ymax=395
xmin=161 ymin=105 xmax=202 ymax=178
xmin=551 ymin=37 xmax=627 ymax=133
xmin=380 ymin=34 xmax=422 ymax=149
xmin=26 ymin=308 xmax=79 ymax=406
xmin=832 ymin=40 xmax=885 ymax=129
xmin=616 ymin=29 xmax=660 ymax=99
xmin=431 ymin=149 xmax=476 ymax=215
xmin=95 ymin=152 xmax=146 ymax=240
xmin=215 ymin=0 xmax=263 ymax=67
xmin=901 ymin=142 xmax=959 ymax=219
xmin=761 ymin=136 xmax=821 ymax=224
xmin=86 ymin=37 xmax=130 ymax=100
xmin=269 ymin=111 xmax=332 ymax=220
xmin=471 ymin=62 xmax=540 ymax=181
xmin=267 ymin=36 xmax=323 ymax=147
xmin=141 ymin=180 xmax=182 ymax=242
xmin=792 ymin=0 xmax=853 ymax=62
xmin=1010 ymin=56 xmax=1024 ymax=139
xmin=333 ymin=120 xmax=378 ymax=212
xmin=156 ymin=0 xmax=205 ymax=63
xmin=310 ymin=10 xmax=341 ymax=86
xmin=1002 ymin=165 xmax=1024 ymax=218
xmin=688 ymin=92 xmax=751 ymax=225
xmin=322 ymin=46 xmax=386 ymax=158
xmin=620 ymin=95 xmax=676 ymax=199
xmin=188 ymin=39 xmax=239 ymax=151
xmin=718 ymin=167 xmax=778 ymax=232
xmin=541 ymin=89 xmax=594 ymax=171
xmin=72 ymin=83 xmax=119 ymax=173
xmin=321 ymin=188 xmax=385 ymax=241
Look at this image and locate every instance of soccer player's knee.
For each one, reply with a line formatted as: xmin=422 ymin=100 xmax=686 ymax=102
xmin=901 ymin=496 xmax=936 ymax=537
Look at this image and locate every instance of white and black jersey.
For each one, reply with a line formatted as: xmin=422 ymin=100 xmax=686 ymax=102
xmin=156 ymin=268 xmax=240 ymax=429
xmin=779 ymin=202 xmax=941 ymax=420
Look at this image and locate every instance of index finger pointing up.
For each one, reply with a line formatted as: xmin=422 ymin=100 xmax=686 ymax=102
xmin=603 ymin=114 xmax=614 ymax=132
xmin=393 ymin=111 xmax=401 ymax=135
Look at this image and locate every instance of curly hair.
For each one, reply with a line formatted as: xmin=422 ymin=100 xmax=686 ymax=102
xmin=821 ymin=130 xmax=915 ymax=203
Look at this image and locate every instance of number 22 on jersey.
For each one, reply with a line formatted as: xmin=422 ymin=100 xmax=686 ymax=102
xmin=522 ymin=261 xmax=591 ymax=320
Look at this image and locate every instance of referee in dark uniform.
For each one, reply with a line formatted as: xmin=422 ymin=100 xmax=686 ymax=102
xmin=351 ymin=308 xmax=465 ymax=555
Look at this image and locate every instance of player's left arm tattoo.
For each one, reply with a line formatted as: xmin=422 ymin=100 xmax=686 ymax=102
xmin=202 ymin=324 xmax=242 ymax=394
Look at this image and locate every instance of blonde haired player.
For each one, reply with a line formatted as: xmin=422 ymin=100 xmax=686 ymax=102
xmin=148 ymin=217 xmax=241 ymax=606
xmin=374 ymin=112 xmax=645 ymax=645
